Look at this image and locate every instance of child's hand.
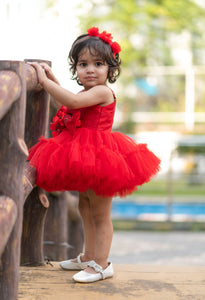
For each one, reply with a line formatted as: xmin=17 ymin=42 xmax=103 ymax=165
xmin=27 ymin=62 xmax=48 ymax=87
xmin=40 ymin=63 xmax=60 ymax=85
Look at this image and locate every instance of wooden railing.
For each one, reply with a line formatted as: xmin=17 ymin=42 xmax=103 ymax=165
xmin=0 ymin=60 xmax=83 ymax=300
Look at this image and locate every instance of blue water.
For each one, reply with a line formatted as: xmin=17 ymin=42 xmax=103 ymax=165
xmin=111 ymin=201 xmax=205 ymax=219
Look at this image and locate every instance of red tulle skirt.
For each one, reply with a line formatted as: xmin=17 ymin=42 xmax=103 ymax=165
xmin=28 ymin=128 xmax=161 ymax=197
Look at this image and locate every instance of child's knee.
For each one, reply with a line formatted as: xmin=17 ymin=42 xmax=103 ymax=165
xmin=91 ymin=209 xmax=109 ymax=225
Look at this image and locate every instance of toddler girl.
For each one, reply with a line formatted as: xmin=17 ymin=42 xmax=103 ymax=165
xmin=27 ymin=27 xmax=160 ymax=283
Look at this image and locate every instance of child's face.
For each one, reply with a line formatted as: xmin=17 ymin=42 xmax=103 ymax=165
xmin=76 ymin=48 xmax=109 ymax=90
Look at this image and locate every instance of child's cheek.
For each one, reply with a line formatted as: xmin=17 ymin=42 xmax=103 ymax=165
xmin=77 ymin=68 xmax=83 ymax=76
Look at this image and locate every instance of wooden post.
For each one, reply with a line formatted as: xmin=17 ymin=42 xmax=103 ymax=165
xmin=20 ymin=59 xmax=51 ymax=266
xmin=44 ymin=191 xmax=84 ymax=261
xmin=24 ymin=60 xmax=51 ymax=148
xmin=67 ymin=219 xmax=84 ymax=259
xmin=66 ymin=192 xmax=84 ymax=259
xmin=21 ymin=188 xmax=49 ymax=266
xmin=0 ymin=60 xmax=27 ymax=300
xmin=44 ymin=193 xmax=68 ymax=261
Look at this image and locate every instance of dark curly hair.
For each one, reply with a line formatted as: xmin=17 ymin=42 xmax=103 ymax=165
xmin=68 ymin=34 xmax=121 ymax=85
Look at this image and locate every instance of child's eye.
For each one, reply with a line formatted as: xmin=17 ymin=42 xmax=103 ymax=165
xmin=96 ymin=61 xmax=103 ymax=66
xmin=78 ymin=62 xmax=87 ymax=67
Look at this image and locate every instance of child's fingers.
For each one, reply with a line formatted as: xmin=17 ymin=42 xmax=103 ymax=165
xmin=27 ymin=62 xmax=44 ymax=72
xmin=27 ymin=62 xmax=39 ymax=67
xmin=40 ymin=63 xmax=51 ymax=72
xmin=40 ymin=62 xmax=50 ymax=68
xmin=39 ymin=63 xmax=58 ymax=83
xmin=27 ymin=62 xmax=46 ymax=85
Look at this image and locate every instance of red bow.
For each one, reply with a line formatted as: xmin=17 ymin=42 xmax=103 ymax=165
xmin=87 ymin=27 xmax=121 ymax=56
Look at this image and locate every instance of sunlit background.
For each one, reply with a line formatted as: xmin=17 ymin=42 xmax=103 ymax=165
xmin=1 ymin=0 xmax=205 ymax=223
xmin=0 ymin=0 xmax=81 ymax=91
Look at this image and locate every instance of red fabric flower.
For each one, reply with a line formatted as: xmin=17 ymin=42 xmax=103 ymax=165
xmin=50 ymin=106 xmax=82 ymax=137
xmin=99 ymin=31 xmax=113 ymax=44
xmin=87 ymin=27 xmax=99 ymax=36
xmin=64 ymin=110 xmax=81 ymax=134
xmin=87 ymin=26 xmax=121 ymax=56
xmin=50 ymin=105 xmax=68 ymax=137
xmin=111 ymin=41 xmax=121 ymax=56
xmin=50 ymin=123 xmax=57 ymax=131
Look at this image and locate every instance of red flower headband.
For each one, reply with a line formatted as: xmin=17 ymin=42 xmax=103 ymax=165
xmin=87 ymin=27 xmax=121 ymax=56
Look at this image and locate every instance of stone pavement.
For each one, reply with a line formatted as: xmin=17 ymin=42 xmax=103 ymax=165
xmin=19 ymin=262 xmax=205 ymax=300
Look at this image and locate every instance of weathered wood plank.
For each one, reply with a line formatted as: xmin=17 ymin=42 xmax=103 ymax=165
xmin=0 ymin=62 xmax=45 ymax=121
xmin=0 ymin=70 xmax=21 ymax=120
xmin=0 ymin=196 xmax=17 ymax=258
xmin=18 ymin=264 xmax=205 ymax=300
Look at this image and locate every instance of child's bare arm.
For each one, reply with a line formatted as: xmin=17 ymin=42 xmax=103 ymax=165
xmin=29 ymin=62 xmax=114 ymax=109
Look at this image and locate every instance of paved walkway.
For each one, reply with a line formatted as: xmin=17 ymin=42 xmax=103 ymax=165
xmin=19 ymin=262 xmax=205 ymax=299
xmin=110 ymin=231 xmax=205 ymax=265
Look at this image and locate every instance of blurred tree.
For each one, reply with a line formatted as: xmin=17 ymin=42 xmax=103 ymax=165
xmin=77 ymin=0 xmax=205 ymax=69
xmin=75 ymin=0 xmax=205 ymax=132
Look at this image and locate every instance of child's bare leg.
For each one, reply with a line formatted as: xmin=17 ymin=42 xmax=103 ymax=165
xmin=71 ymin=191 xmax=95 ymax=262
xmin=86 ymin=189 xmax=113 ymax=271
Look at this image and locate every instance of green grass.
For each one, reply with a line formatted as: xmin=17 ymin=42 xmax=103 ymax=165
xmin=134 ymin=177 xmax=205 ymax=197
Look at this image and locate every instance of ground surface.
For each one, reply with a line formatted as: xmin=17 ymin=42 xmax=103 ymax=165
xmin=19 ymin=231 xmax=205 ymax=299
xmin=19 ymin=263 xmax=205 ymax=300
xmin=110 ymin=231 xmax=205 ymax=265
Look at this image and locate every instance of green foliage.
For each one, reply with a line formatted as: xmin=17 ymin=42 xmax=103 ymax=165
xmin=77 ymin=0 xmax=205 ymax=68
xmin=45 ymin=0 xmax=58 ymax=9
xmin=135 ymin=177 xmax=205 ymax=197
xmin=177 ymin=145 xmax=205 ymax=154
xmin=76 ymin=0 xmax=205 ymax=130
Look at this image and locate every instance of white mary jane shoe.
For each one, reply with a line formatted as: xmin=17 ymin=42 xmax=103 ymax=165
xmin=60 ymin=253 xmax=91 ymax=270
xmin=72 ymin=260 xmax=114 ymax=283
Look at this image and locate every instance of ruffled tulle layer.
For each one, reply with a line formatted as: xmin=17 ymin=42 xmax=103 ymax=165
xmin=28 ymin=128 xmax=161 ymax=197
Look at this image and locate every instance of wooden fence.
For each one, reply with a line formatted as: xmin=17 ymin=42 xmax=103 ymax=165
xmin=0 ymin=60 xmax=83 ymax=300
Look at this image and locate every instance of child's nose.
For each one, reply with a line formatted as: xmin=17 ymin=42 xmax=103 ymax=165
xmin=87 ymin=64 xmax=94 ymax=72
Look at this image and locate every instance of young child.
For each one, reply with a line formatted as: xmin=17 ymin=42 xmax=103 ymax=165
xmin=27 ymin=27 xmax=161 ymax=283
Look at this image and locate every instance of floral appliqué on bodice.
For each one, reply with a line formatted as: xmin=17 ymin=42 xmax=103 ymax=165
xmin=50 ymin=106 xmax=81 ymax=137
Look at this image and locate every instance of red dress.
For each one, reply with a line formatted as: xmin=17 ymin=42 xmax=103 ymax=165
xmin=28 ymin=99 xmax=161 ymax=197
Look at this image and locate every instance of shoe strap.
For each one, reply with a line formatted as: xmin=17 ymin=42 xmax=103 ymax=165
xmin=77 ymin=253 xmax=84 ymax=263
xmin=88 ymin=261 xmax=103 ymax=274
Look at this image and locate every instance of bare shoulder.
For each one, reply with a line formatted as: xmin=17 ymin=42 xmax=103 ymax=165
xmin=90 ymin=85 xmax=115 ymax=106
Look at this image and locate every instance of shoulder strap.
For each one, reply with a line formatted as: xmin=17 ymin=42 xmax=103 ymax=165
xmin=110 ymin=89 xmax=116 ymax=101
